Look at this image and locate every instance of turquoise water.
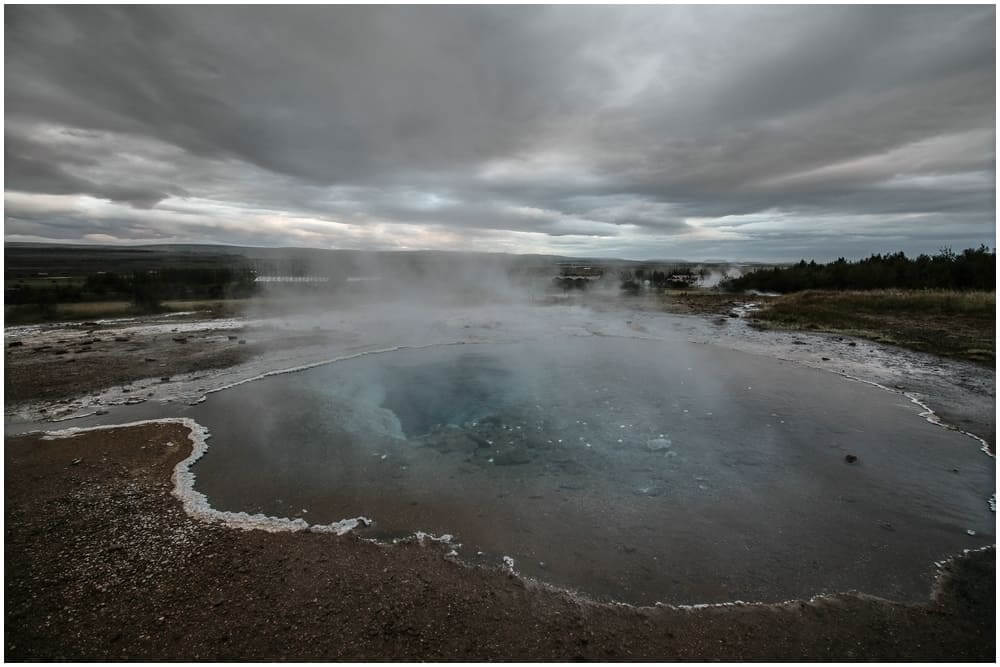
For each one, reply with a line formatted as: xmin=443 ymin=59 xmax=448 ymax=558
xmin=182 ymin=337 xmax=994 ymax=604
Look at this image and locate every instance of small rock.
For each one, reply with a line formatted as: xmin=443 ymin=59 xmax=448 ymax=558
xmin=69 ymin=458 xmax=82 ymax=466
xmin=844 ymin=454 xmax=859 ymax=464
xmin=238 ymin=339 xmax=247 ymax=345
xmin=173 ymin=337 xmax=187 ymax=343
xmin=114 ymin=336 xmax=129 ymax=342
xmin=227 ymin=335 xmax=238 ymax=340
xmin=646 ymin=438 xmax=672 ymax=451
xmin=493 ymin=450 xmax=532 ymax=466
xmin=848 ymin=342 xmax=857 ymax=347
xmin=821 ymin=357 xmax=830 ymax=361
xmin=966 ymin=529 xmax=977 ymax=536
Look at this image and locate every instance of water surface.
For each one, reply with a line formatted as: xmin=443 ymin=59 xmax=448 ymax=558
xmin=185 ymin=337 xmax=994 ymax=605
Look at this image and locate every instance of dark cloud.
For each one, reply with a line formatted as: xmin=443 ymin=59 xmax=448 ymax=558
xmin=4 ymin=5 xmax=995 ymax=260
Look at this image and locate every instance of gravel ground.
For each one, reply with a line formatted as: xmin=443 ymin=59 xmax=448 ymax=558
xmin=3 ymin=316 xmax=254 ymax=404
xmin=3 ymin=314 xmax=343 ymax=417
xmin=5 ymin=423 xmax=995 ymax=661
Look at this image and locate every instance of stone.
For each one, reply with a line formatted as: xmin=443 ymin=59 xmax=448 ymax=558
xmin=493 ymin=450 xmax=532 ymax=466
xmin=646 ymin=438 xmax=671 ymax=451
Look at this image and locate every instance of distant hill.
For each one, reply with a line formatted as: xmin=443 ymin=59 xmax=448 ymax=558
xmin=4 ymin=242 xmax=667 ymax=278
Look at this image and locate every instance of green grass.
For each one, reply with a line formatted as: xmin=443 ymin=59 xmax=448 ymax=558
xmin=5 ymin=276 xmax=87 ymax=289
xmin=751 ymin=290 xmax=995 ymax=364
xmin=3 ymin=299 xmax=253 ymax=325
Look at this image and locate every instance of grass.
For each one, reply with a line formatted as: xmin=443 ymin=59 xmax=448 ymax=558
xmin=750 ymin=290 xmax=995 ymax=364
xmin=3 ymin=299 xmax=253 ymax=325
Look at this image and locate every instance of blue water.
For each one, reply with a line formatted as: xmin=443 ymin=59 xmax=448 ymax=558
xmin=27 ymin=336 xmax=994 ymax=605
xmin=179 ymin=338 xmax=994 ymax=605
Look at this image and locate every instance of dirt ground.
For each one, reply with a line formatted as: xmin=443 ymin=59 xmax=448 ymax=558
xmin=5 ymin=423 xmax=995 ymax=661
xmin=3 ymin=317 xmax=334 ymax=404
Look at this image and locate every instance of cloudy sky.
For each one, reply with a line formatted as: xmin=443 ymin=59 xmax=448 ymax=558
xmin=5 ymin=5 xmax=995 ymax=261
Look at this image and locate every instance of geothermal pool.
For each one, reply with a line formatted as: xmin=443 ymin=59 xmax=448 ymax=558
xmin=178 ymin=337 xmax=994 ymax=605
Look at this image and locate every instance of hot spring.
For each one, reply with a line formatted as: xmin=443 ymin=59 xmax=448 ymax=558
xmin=179 ymin=336 xmax=993 ymax=605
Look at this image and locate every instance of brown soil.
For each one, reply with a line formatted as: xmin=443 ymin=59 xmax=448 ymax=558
xmin=541 ymin=291 xmax=771 ymax=317
xmin=655 ymin=290 xmax=777 ymax=316
xmin=3 ymin=324 xmax=332 ymax=404
xmin=5 ymin=424 xmax=995 ymax=660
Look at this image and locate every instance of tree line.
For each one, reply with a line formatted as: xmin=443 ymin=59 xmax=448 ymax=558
xmin=7 ymin=267 xmax=259 ymax=312
xmin=721 ymin=246 xmax=995 ymax=293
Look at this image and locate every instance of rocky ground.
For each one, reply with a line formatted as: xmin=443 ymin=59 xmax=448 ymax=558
xmin=5 ymin=423 xmax=995 ymax=661
xmin=2 ymin=313 xmax=342 ymax=405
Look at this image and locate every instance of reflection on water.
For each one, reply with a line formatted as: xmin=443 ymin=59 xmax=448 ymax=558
xmin=188 ymin=338 xmax=993 ymax=605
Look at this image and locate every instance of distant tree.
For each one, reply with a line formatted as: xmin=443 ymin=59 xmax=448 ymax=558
xmin=721 ymin=247 xmax=995 ymax=293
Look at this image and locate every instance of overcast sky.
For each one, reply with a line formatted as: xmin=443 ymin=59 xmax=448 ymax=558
xmin=5 ymin=5 xmax=996 ymax=261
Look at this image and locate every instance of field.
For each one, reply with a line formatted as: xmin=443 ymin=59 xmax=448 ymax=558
xmin=749 ymin=290 xmax=995 ymax=364
xmin=3 ymin=299 xmax=251 ymax=325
